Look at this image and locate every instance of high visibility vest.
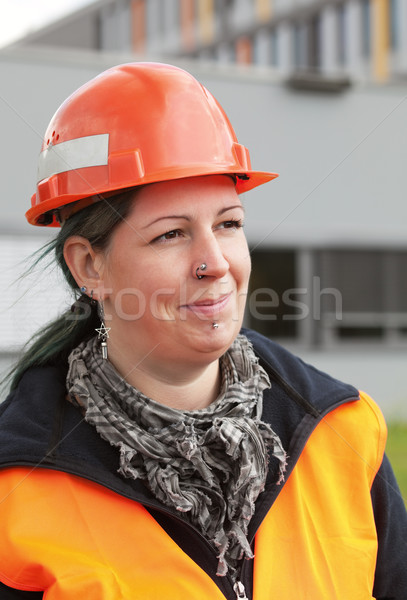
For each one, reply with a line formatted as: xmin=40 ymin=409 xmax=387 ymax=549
xmin=253 ymin=391 xmax=386 ymax=599
xmin=0 ymin=392 xmax=386 ymax=599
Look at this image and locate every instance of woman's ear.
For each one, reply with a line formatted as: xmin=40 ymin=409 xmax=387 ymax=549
xmin=63 ymin=236 xmax=106 ymax=299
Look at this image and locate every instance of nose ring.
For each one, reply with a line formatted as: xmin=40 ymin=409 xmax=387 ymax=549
xmin=195 ymin=263 xmax=207 ymax=279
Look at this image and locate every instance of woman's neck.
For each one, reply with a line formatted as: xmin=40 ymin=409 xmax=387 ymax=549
xmin=109 ymin=354 xmax=222 ymax=411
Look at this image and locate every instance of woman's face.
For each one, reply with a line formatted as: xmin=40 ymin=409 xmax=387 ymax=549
xmin=98 ymin=174 xmax=251 ymax=376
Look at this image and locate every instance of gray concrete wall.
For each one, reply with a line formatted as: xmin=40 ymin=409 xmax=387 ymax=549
xmin=288 ymin=346 xmax=407 ymax=421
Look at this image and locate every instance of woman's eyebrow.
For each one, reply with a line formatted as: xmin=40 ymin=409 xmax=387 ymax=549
xmin=142 ymin=215 xmax=191 ymax=229
xmin=217 ymin=204 xmax=245 ymax=216
xmin=142 ymin=204 xmax=245 ymax=229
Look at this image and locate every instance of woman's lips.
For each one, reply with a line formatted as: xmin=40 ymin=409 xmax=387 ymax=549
xmin=181 ymin=293 xmax=232 ymax=318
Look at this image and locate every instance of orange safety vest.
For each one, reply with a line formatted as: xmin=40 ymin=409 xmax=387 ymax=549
xmin=0 ymin=391 xmax=386 ymax=599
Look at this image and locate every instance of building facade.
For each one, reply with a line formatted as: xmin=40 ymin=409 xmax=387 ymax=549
xmin=11 ymin=0 xmax=407 ymax=84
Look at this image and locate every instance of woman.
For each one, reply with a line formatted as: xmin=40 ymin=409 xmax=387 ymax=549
xmin=0 ymin=62 xmax=406 ymax=600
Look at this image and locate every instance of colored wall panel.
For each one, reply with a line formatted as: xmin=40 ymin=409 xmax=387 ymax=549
xmin=131 ymin=0 xmax=146 ymax=54
xmin=256 ymin=0 xmax=272 ymax=22
xmin=181 ymin=0 xmax=195 ymax=50
xmin=236 ymin=36 xmax=252 ymax=64
xmin=372 ymin=0 xmax=389 ymax=81
xmin=198 ymin=0 xmax=214 ymax=44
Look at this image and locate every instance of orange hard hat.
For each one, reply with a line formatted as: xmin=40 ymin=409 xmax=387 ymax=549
xmin=26 ymin=62 xmax=278 ymax=227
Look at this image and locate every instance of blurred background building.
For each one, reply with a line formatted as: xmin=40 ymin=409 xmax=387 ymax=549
xmin=1 ymin=0 xmax=407 ymax=416
xmin=9 ymin=0 xmax=407 ymax=85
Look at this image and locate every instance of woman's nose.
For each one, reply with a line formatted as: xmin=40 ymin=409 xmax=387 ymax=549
xmin=192 ymin=234 xmax=229 ymax=280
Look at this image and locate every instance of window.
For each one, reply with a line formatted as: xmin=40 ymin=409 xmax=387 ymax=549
xmin=308 ymin=14 xmax=321 ymax=69
xmin=270 ymin=29 xmax=278 ymax=66
xmin=293 ymin=23 xmax=302 ymax=69
xmin=336 ymin=4 xmax=346 ymax=65
xmin=361 ymin=0 xmax=371 ymax=57
xmin=315 ymin=249 xmax=407 ymax=344
xmin=246 ymin=248 xmax=407 ymax=348
xmin=146 ymin=0 xmax=164 ymax=39
xmin=247 ymin=250 xmax=298 ymax=339
xmin=389 ymin=0 xmax=398 ymax=50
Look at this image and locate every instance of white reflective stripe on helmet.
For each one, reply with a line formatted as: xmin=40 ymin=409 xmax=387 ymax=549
xmin=37 ymin=133 xmax=109 ymax=182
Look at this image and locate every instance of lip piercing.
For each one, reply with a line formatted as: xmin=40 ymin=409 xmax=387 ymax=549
xmin=212 ymin=322 xmax=219 ymax=329
xmin=196 ymin=263 xmax=207 ymax=279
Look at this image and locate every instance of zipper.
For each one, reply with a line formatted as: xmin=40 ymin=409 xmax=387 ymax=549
xmin=148 ymin=503 xmax=253 ymax=599
xmin=234 ymin=580 xmax=249 ymax=599
xmin=146 ymin=502 xmax=242 ymax=599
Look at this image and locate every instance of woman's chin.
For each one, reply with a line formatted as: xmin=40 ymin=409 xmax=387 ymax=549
xmin=181 ymin=319 xmax=241 ymax=357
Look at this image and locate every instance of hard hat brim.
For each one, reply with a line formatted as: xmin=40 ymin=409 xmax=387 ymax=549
xmin=26 ymin=169 xmax=279 ymax=227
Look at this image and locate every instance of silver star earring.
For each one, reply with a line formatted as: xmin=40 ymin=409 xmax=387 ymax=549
xmin=95 ymin=299 xmax=111 ymax=360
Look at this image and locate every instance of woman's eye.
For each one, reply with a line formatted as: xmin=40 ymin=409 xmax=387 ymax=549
xmin=152 ymin=229 xmax=182 ymax=243
xmin=220 ymin=219 xmax=244 ymax=230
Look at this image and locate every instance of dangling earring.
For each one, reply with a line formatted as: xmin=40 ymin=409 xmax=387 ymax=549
xmin=95 ymin=299 xmax=111 ymax=360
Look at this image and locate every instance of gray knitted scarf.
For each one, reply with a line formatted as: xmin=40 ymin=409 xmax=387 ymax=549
xmin=66 ymin=334 xmax=286 ymax=579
